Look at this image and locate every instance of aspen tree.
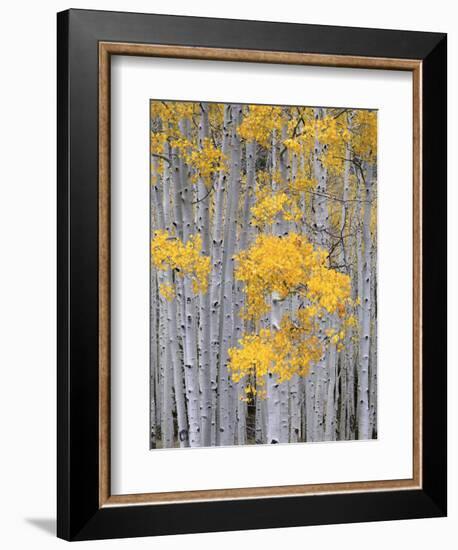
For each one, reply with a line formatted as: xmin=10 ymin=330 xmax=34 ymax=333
xmin=357 ymin=162 xmax=374 ymax=440
xmin=218 ymin=104 xmax=243 ymax=445
xmin=312 ymin=107 xmax=329 ymax=441
xmin=196 ymin=103 xmax=212 ymax=446
xmin=209 ymin=104 xmax=231 ymax=444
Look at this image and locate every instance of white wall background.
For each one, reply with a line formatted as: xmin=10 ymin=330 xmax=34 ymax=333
xmin=0 ymin=1 xmax=454 ymax=548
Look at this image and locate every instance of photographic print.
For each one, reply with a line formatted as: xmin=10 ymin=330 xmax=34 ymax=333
xmin=150 ymin=100 xmax=377 ymax=449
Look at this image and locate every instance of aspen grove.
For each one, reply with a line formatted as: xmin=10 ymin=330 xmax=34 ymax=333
xmin=150 ymin=101 xmax=377 ymax=448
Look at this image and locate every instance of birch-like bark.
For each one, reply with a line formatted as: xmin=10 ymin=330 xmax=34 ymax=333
xmin=210 ymin=105 xmax=231 ymax=445
xmin=182 ymin=272 xmax=200 ymax=447
xmin=177 ymin=117 xmax=201 ymax=447
xmin=339 ymin=354 xmax=348 ymax=440
xmin=266 ymin=131 xmax=281 ymax=444
xmin=346 ymin=321 xmax=357 ymax=440
xmin=150 ymin=275 xmax=158 ymax=448
xmin=267 ymin=292 xmax=281 ymax=444
xmin=171 ymin=144 xmax=184 ymax=240
xmin=233 ymin=138 xmax=257 ymax=445
xmin=278 ymin=121 xmax=290 ymax=443
xmin=236 ymin=391 xmax=247 ymax=445
xmin=195 ymin=103 xmax=212 ymax=446
xmin=160 ymin=155 xmax=175 ymax=448
xmin=161 ymin=336 xmax=174 ymax=447
xmin=355 ymin=180 xmax=364 ymax=440
xmin=369 ymin=246 xmax=378 ymax=437
xmin=301 ymin=140 xmax=315 ymax=442
xmin=289 ymin=276 xmax=301 ymax=442
xmin=242 ymin=140 xmax=257 ymax=248
xmin=279 ymin=381 xmax=289 ymax=443
xmin=337 ymin=140 xmax=352 ymax=440
xmin=312 ymin=108 xmax=328 ymax=442
xmin=255 ymin=391 xmax=264 ymax=443
xmin=162 ymin=141 xmax=171 ymax=232
xmin=357 ymin=162 xmax=374 ymax=440
xmin=159 ymin=256 xmax=188 ymax=447
xmin=166 ymin=145 xmax=190 ymax=446
xmin=289 ymin=374 xmax=301 ymax=442
xmin=324 ymin=338 xmax=337 ymax=441
xmin=218 ymin=104 xmax=242 ymax=446
xmin=151 ymin=154 xmax=166 ymax=444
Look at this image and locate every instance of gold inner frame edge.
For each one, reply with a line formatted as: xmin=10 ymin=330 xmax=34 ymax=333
xmin=98 ymin=41 xmax=422 ymax=507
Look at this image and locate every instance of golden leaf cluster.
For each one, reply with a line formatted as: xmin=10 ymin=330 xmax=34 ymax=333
xmin=228 ymin=233 xmax=353 ymax=391
xmin=186 ymin=138 xmax=227 ymax=187
xmin=250 ymin=191 xmax=301 ymax=227
xmin=151 ymin=230 xmax=211 ymax=294
xmin=238 ymin=105 xmax=283 ymax=148
xmin=228 ymin=313 xmax=322 ymax=387
xmin=159 ymin=282 xmax=175 ymax=302
xmin=351 ymin=110 xmax=377 ymax=162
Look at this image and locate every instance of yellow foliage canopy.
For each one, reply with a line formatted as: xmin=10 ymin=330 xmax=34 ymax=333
xmin=351 ymin=110 xmax=377 ymax=162
xmin=228 ymin=313 xmax=323 ymax=387
xmin=228 ymin=233 xmax=353 ymax=390
xmin=234 ymin=233 xmax=350 ymax=320
xmin=151 ymin=231 xmax=211 ymax=294
xmin=238 ymin=105 xmax=283 ymax=148
xmin=251 ymin=192 xmax=301 ymax=228
xmin=148 ymin=101 xmax=376 ymax=402
xmin=186 ymin=138 xmax=227 ymax=187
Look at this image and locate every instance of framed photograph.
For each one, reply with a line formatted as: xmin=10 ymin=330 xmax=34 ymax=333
xmin=57 ymin=9 xmax=447 ymax=541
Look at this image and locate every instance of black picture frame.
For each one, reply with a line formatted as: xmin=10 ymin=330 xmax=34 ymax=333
xmin=57 ymin=8 xmax=447 ymax=541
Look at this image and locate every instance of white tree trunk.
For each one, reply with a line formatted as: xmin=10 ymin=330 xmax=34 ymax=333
xmin=357 ymin=163 xmax=374 ymax=440
xmin=289 ymin=374 xmax=301 ymax=442
xmin=178 ymin=117 xmax=201 ymax=447
xmin=161 ymin=336 xmax=174 ymax=447
xmin=369 ymin=248 xmax=378 ymax=437
xmin=218 ymin=104 xmax=242 ymax=446
xmin=196 ymin=103 xmax=212 ymax=446
xmin=255 ymin=393 xmax=264 ymax=443
xmin=265 ymin=132 xmax=282 ymax=444
xmin=337 ymin=141 xmax=351 ymax=440
xmin=210 ymin=105 xmax=231 ymax=445
xmin=312 ymin=108 xmax=329 ymax=441
xmin=150 ymin=276 xmax=158 ymax=448
xmin=324 ymin=338 xmax=337 ymax=441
